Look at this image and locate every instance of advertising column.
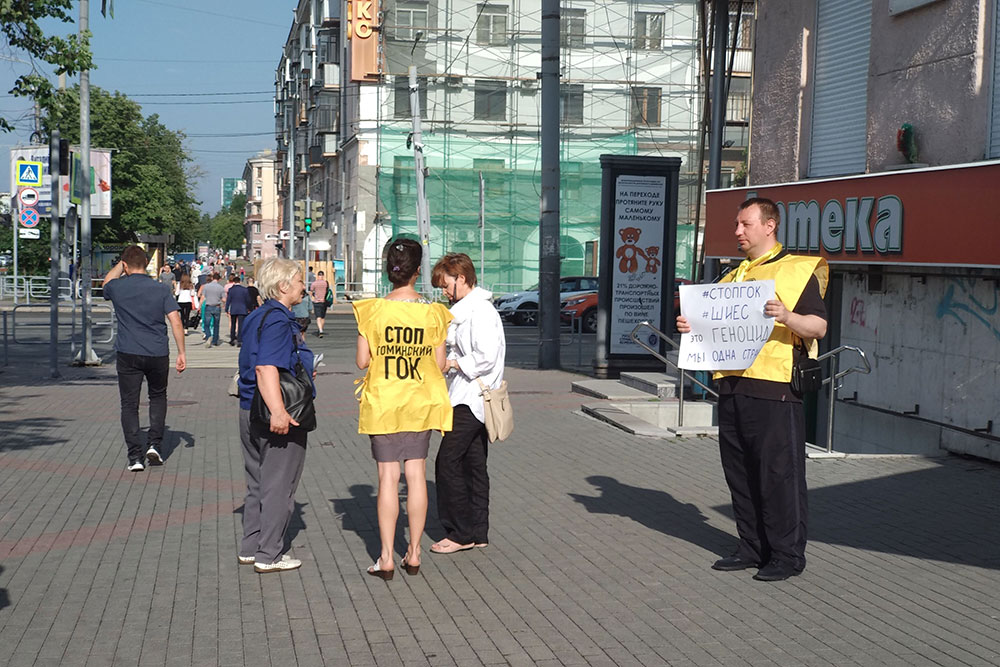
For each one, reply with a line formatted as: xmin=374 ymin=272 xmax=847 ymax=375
xmin=595 ymin=155 xmax=680 ymax=378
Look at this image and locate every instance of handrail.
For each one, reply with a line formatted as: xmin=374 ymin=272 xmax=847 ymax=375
xmin=630 ymin=321 xmax=870 ymax=450
xmin=815 ymin=344 xmax=871 ymax=453
xmin=630 ymin=320 xmax=718 ymax=429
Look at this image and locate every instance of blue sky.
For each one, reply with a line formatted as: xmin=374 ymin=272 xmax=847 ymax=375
xmin=1 ymin=0 xmax=294 ymax=213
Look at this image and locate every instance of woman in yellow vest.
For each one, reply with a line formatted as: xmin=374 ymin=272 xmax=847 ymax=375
xmin=354 ymin=238 xmax=453 ymax=579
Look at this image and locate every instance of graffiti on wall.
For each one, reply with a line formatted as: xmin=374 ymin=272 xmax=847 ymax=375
xmin=936 ymin=279 xmax=1000 ymax=341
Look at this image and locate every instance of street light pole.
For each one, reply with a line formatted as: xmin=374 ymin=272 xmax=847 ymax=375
xmin=76 ymin=0 xmax=98 ymax=365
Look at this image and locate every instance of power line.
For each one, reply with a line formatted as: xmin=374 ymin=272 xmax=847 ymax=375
xmin=128 ymin=91 xmax=273 ymax=98
xmin=132 ymin=0 xmax=289 ymax=29
xmin=95 ymin=56 xmax=276 ymax=64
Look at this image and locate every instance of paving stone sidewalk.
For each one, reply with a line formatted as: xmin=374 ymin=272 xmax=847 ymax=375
xmin=1 ymin=309 xmax=999 ymax=666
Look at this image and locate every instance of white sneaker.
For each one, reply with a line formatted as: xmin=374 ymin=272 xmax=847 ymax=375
xmin=254 ymin=554 xmax=301 ymax=573
xmin=145 ymin=446 xmax=162 ymax=465
xmin=237 ymin=555 xmax=255 ymax=565
xmin=127 ymin=460 xmax=145 ymax=472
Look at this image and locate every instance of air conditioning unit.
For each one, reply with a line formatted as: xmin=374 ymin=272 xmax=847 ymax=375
xmin=445 ymin=76 xmax=463 ymax=88
xmin=454 ymin=229 xmax=475 ymax=243
xmin=519 ymin=78 xmax=537 ymax=90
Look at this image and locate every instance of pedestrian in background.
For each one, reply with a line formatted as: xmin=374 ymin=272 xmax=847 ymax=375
xmin=158 ymin=264 xmax=175 ymax=292
xmin=102 ymin=245 xmax=187 ymax=472
xmin=175 ymin=274 xmax=199 ymax=330
xmin=309 ymin=270 xmax=329 ymax=338
xmin=353 ymin=239 xmax=453 ymax=579
xmin=246 ymin=277 xmax=262 ymax=312
xmin=201 ymin=272 xmax=225 ymax=347
xmin=236 ymin=258 xmax=315 ymax=573
xmin=290 ymin=291 xmax=312 ymax=333
xmin=226 ymin=275 xmax=252 ymax=346
xmin=430 ymin=253 xmax=506 ymax=554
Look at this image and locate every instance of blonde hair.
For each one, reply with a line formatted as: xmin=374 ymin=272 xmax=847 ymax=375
xmin=255 ymin=258 xmax=301 ymax=300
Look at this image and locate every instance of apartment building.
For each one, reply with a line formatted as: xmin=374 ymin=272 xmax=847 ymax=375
xmin=704 ymin=0 xmax=1000 ymax=461
xmin=274 ymin=0 xmax=723 ymax=293
xmin=242 ymin=151 xmax=281 ymax=260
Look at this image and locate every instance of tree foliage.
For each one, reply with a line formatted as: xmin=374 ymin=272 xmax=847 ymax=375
xmin=0 ymin=0 xmax=94 ymax=133
xmin=45 ymin=85 xmax=201 ymax=250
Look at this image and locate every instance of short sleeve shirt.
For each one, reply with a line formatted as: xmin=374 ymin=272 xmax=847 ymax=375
xmin=103 ymin=273 xmax=179 ymax=357
xmin=237 ymin=302 xmax=315 ymax=410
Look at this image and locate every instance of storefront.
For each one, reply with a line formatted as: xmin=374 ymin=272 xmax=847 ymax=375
xmin=705 ymin=161 xmax=1000 ymax=461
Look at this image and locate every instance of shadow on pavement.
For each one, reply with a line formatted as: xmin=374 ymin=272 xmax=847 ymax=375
xmin=571 ymin=475 xmax=734 ymax=557
xmin=0 ymin=565 xmax=8 ymax=610
xmin=0 ymin=417 xmax=70 ymax=453
xmin=332 ymin=481 xmax=443 ymax=560
xmin=785 ymin=461 xmax=1000 ymax=570
xmin=160 ymin=430 xmax=196 ymax=460
xmin=231 ymin=502 xmax=308 ymax=556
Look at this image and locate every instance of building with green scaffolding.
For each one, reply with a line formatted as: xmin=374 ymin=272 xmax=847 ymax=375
xmin=275 ymin=0 xmax=705 ymax=295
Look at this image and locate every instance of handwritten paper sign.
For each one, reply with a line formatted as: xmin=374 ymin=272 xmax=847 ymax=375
xmin=678 ymin=280 xmax=776 ymax=370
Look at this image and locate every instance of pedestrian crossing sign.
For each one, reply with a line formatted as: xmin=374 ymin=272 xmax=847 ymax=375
xmin=16 ymin=160 xmax=43 ymax=187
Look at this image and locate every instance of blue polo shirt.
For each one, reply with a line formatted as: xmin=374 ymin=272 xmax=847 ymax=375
xmin=104 ymin=273 xmax=179 ymax=357
xmin=237 ymin=302 xmax=315 ymax=410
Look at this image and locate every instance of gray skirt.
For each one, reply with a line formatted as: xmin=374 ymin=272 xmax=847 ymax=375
xmin=370 ymin=430 xmax=431 ymax=462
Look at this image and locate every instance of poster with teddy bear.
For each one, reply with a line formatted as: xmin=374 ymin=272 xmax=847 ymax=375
xmin=610 ymin=174 xmax=667 ymax=354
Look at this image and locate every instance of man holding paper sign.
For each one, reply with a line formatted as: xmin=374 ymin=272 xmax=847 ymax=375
xmin=677 ymin=197 xmax=828 ymax=582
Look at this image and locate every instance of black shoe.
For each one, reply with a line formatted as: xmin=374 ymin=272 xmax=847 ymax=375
xmin=753 ymin=559 xmax=802 ymax=582
xmin=229 ymin=340 xmax=235 ymax=346
xmin=712 ymin=554 xmax=760 ymax=571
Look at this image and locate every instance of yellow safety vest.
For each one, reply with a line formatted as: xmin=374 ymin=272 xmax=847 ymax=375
xmin=353 ymin=299 xmax=454 ymax=434
xmin=713 ymin=252 xmax=829 ymax=384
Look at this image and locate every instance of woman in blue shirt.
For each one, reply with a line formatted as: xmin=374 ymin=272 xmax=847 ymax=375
xmin=236 ymin=258 xmax=315 ymax=573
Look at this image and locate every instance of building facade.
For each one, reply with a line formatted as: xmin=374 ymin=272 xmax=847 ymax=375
xmin=275 ymin=0 xmax=715 ymax=294
xmin=705 ymin=0 xmax=1000 ymax=461
xmin=242 ymin=151 xmax=281 ymax=259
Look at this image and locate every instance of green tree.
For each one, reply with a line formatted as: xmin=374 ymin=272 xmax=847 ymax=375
xmin=210 ymin=211 xmax=245 ymax=253
xmin=0 ymin=1 xmax=94 ymax=132
xmin=45 ymin=85 xmax=201 ymax=248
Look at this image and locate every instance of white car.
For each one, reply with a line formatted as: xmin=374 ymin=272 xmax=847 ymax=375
xmin=494 ymin=276 xmax=599 ymax=326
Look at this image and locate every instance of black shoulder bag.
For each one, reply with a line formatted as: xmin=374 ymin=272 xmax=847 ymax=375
xmin=790 ymin=341 xmax=823 ymax=394
xmin=249 ymin=306 xmax=317 ymax=432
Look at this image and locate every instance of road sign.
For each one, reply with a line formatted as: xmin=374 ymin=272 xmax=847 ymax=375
xmin=17 ymin=187 xmax=39 ymax=208
xmin=19 ymin=207 xmax=39 ymax=228
xmin=16 ymin=160 xmax=43 ymax=187
xmin=19 ymin=227 xmax=40 ymax=239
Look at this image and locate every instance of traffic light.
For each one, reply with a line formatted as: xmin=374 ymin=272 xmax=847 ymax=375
xmin=304 ymin=217 xmax=312 ymax=233
xmin=311 ymin=201 xmax=324 ymax=224
xmin=293 ymin=199 xmax=305 ymax=229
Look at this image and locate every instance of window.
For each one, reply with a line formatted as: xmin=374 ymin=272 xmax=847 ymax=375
xmin=394 ymin=75 xmax=428 ymax=119
xmin=560 ymin=84 xmax=584 ymax=125
xmin=726 ymin=77 xmax=751 ymax=124
xmin=476 ymin=4 xmax=508 ymax=46
xmin=256 ymin=185 xmax=262 ymax=198
xmin=729 ymin=2 xmax=754 ymax=50
xmin=394 ymin=4 xmax=428 ymax=42
xmin=317 ymin=30 xmax=340 ymax=63
xmin=634 ymin=12 xmax=663 ymax=50
xmin=474 ymin=80 xmax=506 ymax=121
xmin=253 ymin=222 xmax=261 ymax=234
xmin=256 ymin=167 xmax=262 ymax=178
xmin=561 ymin=8 xmax=585 ymax=48
xmin=631 ymin=87 xmax=661 ymax=126
xmin=473 ymin=158 xmax=506 ymax=194
xmin=393 ymin=156 xmax=415 ymax=196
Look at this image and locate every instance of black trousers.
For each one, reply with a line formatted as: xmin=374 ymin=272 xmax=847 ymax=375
xmin=229 ymin=313 xmax=246 ymax=343
xmin=435 ymin=404 xmax=490 ymax=545
xmin=116 ymin=351 xmax=170 ymax=463
xmin=718 ymin=393 xmax=808 ymax=570
xmin=178 ymin=302 xmax=192 ymax=328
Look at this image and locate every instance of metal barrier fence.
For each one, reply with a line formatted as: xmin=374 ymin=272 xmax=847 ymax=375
xmin=0 ymin=275 xmax=103 ymax=303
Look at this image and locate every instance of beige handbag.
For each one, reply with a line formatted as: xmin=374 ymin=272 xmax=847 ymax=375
xmin=476 ymin=377 xmax=513 ymax=442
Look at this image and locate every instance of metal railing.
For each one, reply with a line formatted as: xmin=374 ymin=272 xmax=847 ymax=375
xmin=630 ymin=320 xmax=871 ymax=450
xmin=630 ymin=321 xmax=718 ymax=429
xmin=0 ymin=275 xmax=101 ymax=303
xmin=815 ymin=344 xmax=871 ymax=453
xmin=5 ymin=302 xmax=115 ymax=349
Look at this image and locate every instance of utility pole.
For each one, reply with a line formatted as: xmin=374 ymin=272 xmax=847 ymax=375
xmin=288 ymin=91 xmax=297 ymax=261
xmin=76 ymin=0 xmax=98 ymax=365
xmin=478 ymin=170 xmax=485 ymax=281
xmin=704 ymin=0 xmax=729 ymax=282
xmin=49 ymin=131 xmax=62 ymax=378
xmin=409 ymin=66 xmax=433 ymax=295
xmin=538 ymin=0 xmax=560 ymax=368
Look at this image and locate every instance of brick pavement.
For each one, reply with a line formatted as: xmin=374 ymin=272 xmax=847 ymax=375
xmin=1 ymin=307 xmax=999 ymax=665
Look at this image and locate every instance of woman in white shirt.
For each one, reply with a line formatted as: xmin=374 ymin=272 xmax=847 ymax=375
xmin=175 ymin=274 xmax=199 ymax=330
xmin=429 ymin=253 xmax=506 ymax=554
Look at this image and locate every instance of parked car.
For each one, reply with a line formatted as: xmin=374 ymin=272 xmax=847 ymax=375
xmin=494 ymin=276 xmax=599 ymax=326
xmin=560 ymin=291 xmax=598 ymax=333
xmin=558 ymin=278 xmax=694 ymax=334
